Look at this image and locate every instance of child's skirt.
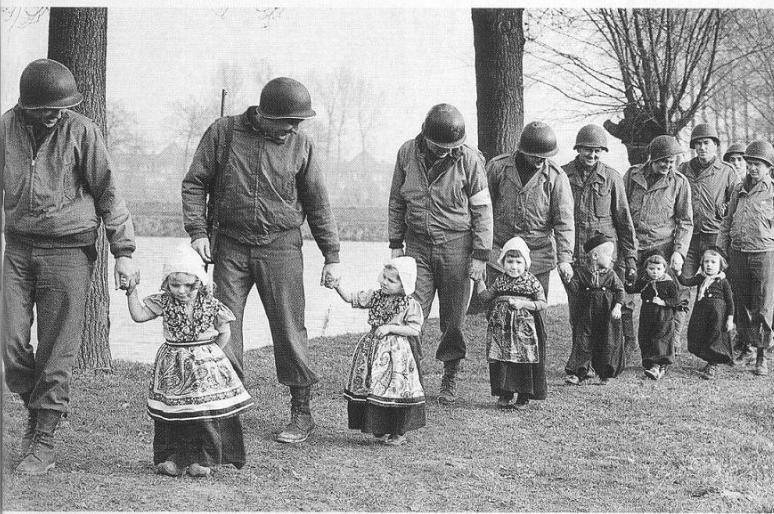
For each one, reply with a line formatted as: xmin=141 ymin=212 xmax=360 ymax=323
xmin=688 ymin=296 xmax=733 ymax=364
xmin=344 ymin=331 xmax=425 ymax=435
xmin=148 ymin=340 xmax=253 ymax=468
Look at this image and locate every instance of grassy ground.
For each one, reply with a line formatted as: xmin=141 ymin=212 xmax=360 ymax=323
xmin=3 ymin=306 xmax=774 ymax=511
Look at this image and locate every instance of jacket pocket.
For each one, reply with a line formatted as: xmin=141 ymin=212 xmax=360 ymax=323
xmin=62 ymin=157 xmax=79 ymax=201
xmin=592 ymin=182 xmax=611 ymax=217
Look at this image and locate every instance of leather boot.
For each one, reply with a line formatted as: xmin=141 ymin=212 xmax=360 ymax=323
xmin=438 ymin=359 xmax=461 ymax=405
xmin=19 ymin=392 xmax=37 ymax=455
xmin=276 ymin=386 xmax=315 ymax=444
xmin=15 ymin=409 xmax=60 ymax=475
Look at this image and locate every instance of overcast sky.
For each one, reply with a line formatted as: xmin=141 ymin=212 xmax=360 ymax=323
xmin=0 ymin=4 xmax=697 ymax=168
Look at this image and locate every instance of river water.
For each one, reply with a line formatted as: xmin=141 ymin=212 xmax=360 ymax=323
xmin=57 ymin=236 xmax=566 ymax=363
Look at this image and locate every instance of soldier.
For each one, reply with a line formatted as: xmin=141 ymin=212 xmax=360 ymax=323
xmin=182 ymin=77 xmax=341 ymax=444
xmin=679 ymin=123 xmax=739 ymax=279
xmin=561 ymin=124 xmax=638 ymax=385
xmin=388 ymin=104 xmax=493 ymax=405
xmin=622 ymin=135 xmax=693 ymax=376
xmin=718 ymin=141 xmax=774 ymax=376
xmin=723 ymin=142 xmax=748 ymax=183
xmin=486 ymin=121 xmax=575 ymax=402
xmin=2 ymin=59 xmax=138 ymax=474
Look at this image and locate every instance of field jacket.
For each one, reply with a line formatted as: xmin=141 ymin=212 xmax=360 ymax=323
xmin=182 ymin=108 xmax=340 ymax=263
xmin=388 ymin=135 xmax=492 ymax=261
xmin=0 ymin=105 xmax=135 ymax=257
xmin=717 ymin=174 xmax=774 ymax=253
xmin=678 ymin=157 xmax=738 ymax=235
xmin=563 ymin=158 xmax=637 ymax=264
xmin=487 ymin=153 xmax=574 ymax=275
xmin=623 ymin=163 xmax=693 ymax=256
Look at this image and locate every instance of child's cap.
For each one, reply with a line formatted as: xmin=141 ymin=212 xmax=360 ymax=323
xmin=498 ymin=236 xmax=531 ymax=271
xmin=583 ymin=232 xmax=613 ymax=254
xmin=162 ymin=244 xmax=209 ymax=286
xmin=389 ymin=256 xmax=417 ymax=296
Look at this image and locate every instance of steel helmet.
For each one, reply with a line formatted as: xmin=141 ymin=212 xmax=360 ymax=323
xmin=257 ymin=77 xmax=316 ymax=120
xmin=421 ymin=103 xmax=466 ymax=148
xmin=743 ymin=140 xmax=774 ymax=168
xmin=648 ymin=135 xmax=683 ymax=162
xmin=518 ymin=121 xmax=558 ymax=158
xmin=18 ymin=58 xmax=83 ymax=110
xmin=689 ymin=123 xmax=720 ymax=148
xmin=574 ymin=124 xmax=608 ymax=151
xmin=723 ymin=142 xmax=746 ymax=161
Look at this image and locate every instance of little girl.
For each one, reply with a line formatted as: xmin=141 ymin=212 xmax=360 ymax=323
xmin=475 ymin=236 xmax=547 ymax=409
xmin=625 ymin=253 xmax=686 ymax=380
xmin=126 ymin=245 xmax=253 ymax=476
xmin=677 ymin=247 xmax=735 ymax=379
xmin=329 ymin=256 xmax=425 ymax=446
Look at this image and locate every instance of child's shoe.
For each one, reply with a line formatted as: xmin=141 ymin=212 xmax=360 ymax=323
xmin=658 ymin=365 xmax=668 ymax=379
xmin=385 ymin=434 xmax=406 ymax=446
xmin=187 ymin=463 xmax=212 ymax=477
xmin=701 ymin=363 xmax=716 ymax=380
xmin=599 ymin=377 xmax=609 ymax=385
xmin=373 ymin=433 xmax=389 ymax=443
xmin=156 ymin=461 xmax=181 ymax=477
xmin=496 ymin=393 xmax=514 ymax=409
xmin=564 ymin=374 xmax=581 ymax=385
xmin=513 ymin=394 xmax=530 ymax=410
xmin=644 ymin=366 xmax=660 ymax=380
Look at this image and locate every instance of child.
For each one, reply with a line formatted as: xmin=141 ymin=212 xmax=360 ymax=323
xmin=625 ymin=252 xmax=686 ymax=380
xmin=126 ymin=245 xmax=253 ymax=477
xmin=677 ymin=247 xmax=735 ymax=379
xmin=475 ymin=236 xmax=547 ymax=409
xmin=329 ymin=256 xmax=425 ymax=446
xmin=563 ymin=234 xmax=625 ymax=385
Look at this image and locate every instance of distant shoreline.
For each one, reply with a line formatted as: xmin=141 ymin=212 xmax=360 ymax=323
xmin=128 ymin=201 xmax=388 ymax=241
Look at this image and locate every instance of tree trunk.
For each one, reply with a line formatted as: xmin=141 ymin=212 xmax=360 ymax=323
xmin=472 ymin=8 xmax=524 ymax=162
xmin=48 ymin=7 xmax=112 ymax=371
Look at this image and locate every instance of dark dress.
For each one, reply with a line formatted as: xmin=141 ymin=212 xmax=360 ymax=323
xmin=625 ymin=276 xmax=684 ymax=369
xmin=477 ymin=272 xmax=548 ymax=400
xmin=565 ymin=266 xmax=626 ymax=380
xmin=678 ymin=273 xmax=735 ymax=364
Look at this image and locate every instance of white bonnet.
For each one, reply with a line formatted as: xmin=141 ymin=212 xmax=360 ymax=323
xmin=162 ymin=244 xmax=209 ymax=286
xmin=497 ymin=236 xmax=531 ymax=271
xmin=389 ymin=256 xmax=417 ymax=296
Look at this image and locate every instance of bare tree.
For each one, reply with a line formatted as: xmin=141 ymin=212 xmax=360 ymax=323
xmin=314 ymin=67 xmax=355 ymax=165
xmin=48 ymin=7 xmax=112 ymax=370
xmin=472 ymin=8 xmax=525 ymax=161
xmin=352 ymin=77 xmax=384 ymax=166
xmin=166 ymin=96 xmax=218 ymax=170
xmin=105 ymin=101 xmax=140 ymax=154
xmin=533 ymin=9 xmax=734 ymax=164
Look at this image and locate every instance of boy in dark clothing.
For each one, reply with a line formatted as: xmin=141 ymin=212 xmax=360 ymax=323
xmin=563 ymin=233 xmax=625 ymax=385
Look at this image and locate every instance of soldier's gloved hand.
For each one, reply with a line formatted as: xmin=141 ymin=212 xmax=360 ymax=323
xmin=469 ymin=258 xmax=487 ymax=283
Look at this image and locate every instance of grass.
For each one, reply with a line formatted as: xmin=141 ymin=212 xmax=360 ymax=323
xmin=3 ymin=306 xmax=774 ymax=511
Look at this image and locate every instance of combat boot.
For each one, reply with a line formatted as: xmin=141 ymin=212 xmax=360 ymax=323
xmin=19 ymin=392 xmax=37 ymax=454
xmin=276 ymin=386 xmax=315 ymax=444
xmin=438 ymin=359 xmax=461 ymax=405
xmin=15 ymin=409 xmax=60 ymax=475
xmin=755 ymin=352 xmax=769 ymax=376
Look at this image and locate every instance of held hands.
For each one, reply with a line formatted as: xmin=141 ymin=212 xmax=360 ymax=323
xmin=321 ymin=262 xmax=341 ymax=288
xmin=558 ymin=262 xmax=574 ymax=283
xmin=725 ymin=318 xmax=735 ymax=333
xmin=508 ymin=297 xmax=529 ymax=310
xmin=625 ymin=262 xmax=638 ymax=283
xmin=611 ymin=304 xmax=622 ymax=320
xmin=191 ymin=237 xmax=212 ymax=264
xmin=374 ymin=325 xmax=392 ymax=338
xmin=652 ymin=296 xmax=666 ymax=306
xmin=469 ymin=258 xmax=487 ymax=283
xmin=114 ymin=256 xmax=140 ymax=292
xmin=669 ymin=252 xmax=684 ymax=274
